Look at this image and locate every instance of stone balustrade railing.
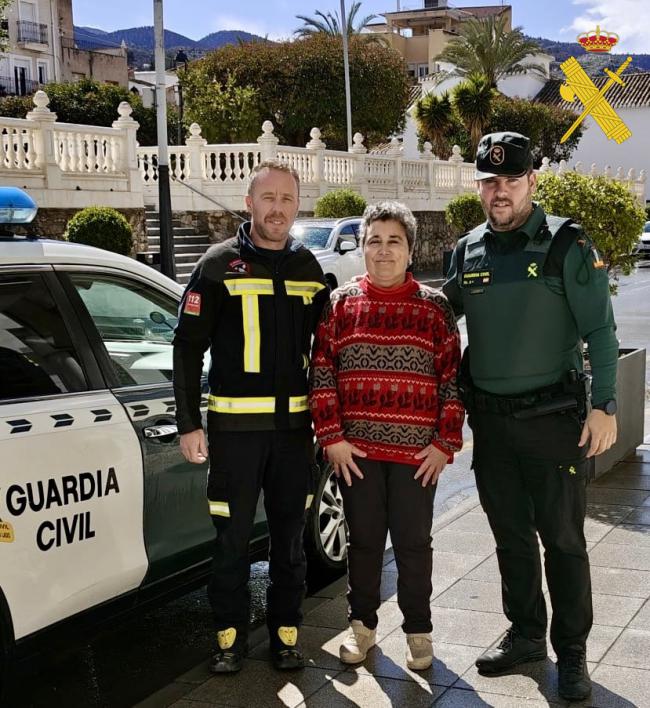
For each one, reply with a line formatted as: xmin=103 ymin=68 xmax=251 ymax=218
xmin=0 ymin=90 xmax=142 ymax=209
xmin=0 ymin=91 xmax=645 ymax=214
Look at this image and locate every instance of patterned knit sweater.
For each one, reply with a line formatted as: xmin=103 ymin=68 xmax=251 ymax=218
xmin=309 ymin=274 xmax=464 ymax=466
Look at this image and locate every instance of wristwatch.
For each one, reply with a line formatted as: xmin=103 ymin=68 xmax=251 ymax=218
xmin=593 ymin=399 xmax=617 ymax=415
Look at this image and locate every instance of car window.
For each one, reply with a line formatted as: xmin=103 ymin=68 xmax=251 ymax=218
xmin=644 ymin=222 xmax=650 ymax=233
xmin=0 ymin=273 xmax=87 ymax=401
xmin=339 ymin=223 xmax=360 ymax=243
xmin=290 ymin=225 xmax=333 ymax=249
xmin=69 ymin=274 xmax=181 ymax=387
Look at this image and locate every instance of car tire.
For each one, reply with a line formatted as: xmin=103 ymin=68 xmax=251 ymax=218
xmin=304 ymin=461 xmax=348 ymax=575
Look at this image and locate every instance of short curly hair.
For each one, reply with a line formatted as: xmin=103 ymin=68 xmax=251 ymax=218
xmin=359 ymin=201 xmax=417 ymax=254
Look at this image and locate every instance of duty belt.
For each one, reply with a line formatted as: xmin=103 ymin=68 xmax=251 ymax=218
xmin=466 ymin=383 xmax=578 ymax=419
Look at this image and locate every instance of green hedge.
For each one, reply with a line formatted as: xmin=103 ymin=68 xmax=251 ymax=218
xmin=314 ymin=189 xmax=367 ymax=218
xmin=445 ymin=193 xmax=484 ymax=234
xmin=65 ymin=207 xmax=133 ymax=256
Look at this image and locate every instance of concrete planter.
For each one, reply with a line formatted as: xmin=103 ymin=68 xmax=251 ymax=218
xmin=592 ymin=347 xmax=646 ymax=479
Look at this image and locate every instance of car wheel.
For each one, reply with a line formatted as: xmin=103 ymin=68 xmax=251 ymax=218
xmin=305 ymin=461 xmax=348 ymax=574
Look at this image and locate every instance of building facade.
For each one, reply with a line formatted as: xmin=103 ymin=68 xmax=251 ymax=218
xmin=0 ymin=0 xmax=127 ymax=96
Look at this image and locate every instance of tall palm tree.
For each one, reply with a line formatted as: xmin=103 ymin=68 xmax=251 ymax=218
xmin=414 ymin=91 xmax=454 ymax=159
xmin=435 ymin=15 xmax=544 ymax=88
xmin=451 ymin=74 xmax=496 ymax=155
xmin=294 ymin=1 xmax=377 ymax=37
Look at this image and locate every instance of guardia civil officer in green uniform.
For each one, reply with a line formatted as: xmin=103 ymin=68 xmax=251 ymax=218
xmin=443 ymin=132 xmax=618 ymax=702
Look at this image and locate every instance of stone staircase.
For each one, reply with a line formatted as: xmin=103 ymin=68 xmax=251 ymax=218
xmin=143 ymin=205 xmax=212 ymax=286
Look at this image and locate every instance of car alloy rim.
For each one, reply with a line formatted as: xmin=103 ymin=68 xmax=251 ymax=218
xmin=318 ymin=468 xmax=347 ymax=562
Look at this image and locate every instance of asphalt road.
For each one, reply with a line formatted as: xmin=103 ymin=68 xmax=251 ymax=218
xmin=5 ymin=264 xmax=649 ymax=708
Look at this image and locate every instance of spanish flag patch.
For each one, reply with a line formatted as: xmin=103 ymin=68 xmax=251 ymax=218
xmin=591 ymin=247 xmax=605 ymax=269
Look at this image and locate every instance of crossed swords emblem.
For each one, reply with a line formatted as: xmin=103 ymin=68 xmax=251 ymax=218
xmin=559 ymin=56 xmax=633 ymax=144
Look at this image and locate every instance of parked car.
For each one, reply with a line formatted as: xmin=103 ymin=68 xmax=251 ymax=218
xmin=0 ymin=190 xmax=346 ymax=694
xmin=291 ymin=217 xmax=365 ymax=290
xmin=633 ymin=220 xmax=650 ymax=260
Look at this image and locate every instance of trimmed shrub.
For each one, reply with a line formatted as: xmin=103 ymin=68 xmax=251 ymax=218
xmin=65 ymin=206 xmax=133 ymax=256
xmin=535 ymin=172 xmax=646 ymax=291
xmin=314 ymin=189 xmax=367 ymax=218
xmin=445 ymin=193 xmax=484 ymax=234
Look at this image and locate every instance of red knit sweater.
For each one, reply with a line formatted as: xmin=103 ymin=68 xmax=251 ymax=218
xmin=309 ymin=274 xmax=464 ymax=466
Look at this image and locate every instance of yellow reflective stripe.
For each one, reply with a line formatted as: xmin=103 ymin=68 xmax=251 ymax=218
xmin=284 ymin=281 xmax=327 ymax=299
xmin=289 ymin=395 xmax=309 ymax=412
xmin=305 ymin=494 xmax=314 ymax=510
xmin=242 ymin=294 xmax=261 ymax=373
xmin=209 ymin=501 xmax=230 ymax=517
xmin=208 ymin=395 xmax=309 ymax=414
xmin=224 ymin=278 xmax=274 ymax=296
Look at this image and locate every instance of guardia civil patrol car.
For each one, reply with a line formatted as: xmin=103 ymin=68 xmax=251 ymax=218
xmin=0 ymin=189 xmax=347 ymax=692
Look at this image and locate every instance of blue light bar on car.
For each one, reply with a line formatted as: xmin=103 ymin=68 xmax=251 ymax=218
xmin=0 ymin=187 xmax=38 ymax=224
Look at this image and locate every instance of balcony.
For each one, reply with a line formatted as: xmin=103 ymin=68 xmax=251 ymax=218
xmin=0 ymin=75 xmax=40 ymax=97
xmin=17 ymin=20 xmax=48 ymax=46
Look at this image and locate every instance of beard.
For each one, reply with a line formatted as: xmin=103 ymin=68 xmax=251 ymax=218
xmin=486 ymin=194 xmax=533 ymax=232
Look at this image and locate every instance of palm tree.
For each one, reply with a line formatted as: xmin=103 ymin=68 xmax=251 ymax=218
xmin=294 ymin=1 xmax=377 ymax=37
xmin=451 ymin=74 xmax=496 ymax=155
xmin=435 ymin=15 xmax=544 ymax=88
xmin=413 ymin=91 xmax=454 ymax=159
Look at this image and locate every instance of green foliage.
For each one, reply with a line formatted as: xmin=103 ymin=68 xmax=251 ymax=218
xmin=0 ymin=79 xmax=178 ymax=146
xmin=415 ymin=86 xmax=582 ymax=165
xmin=65 ymin=207 xmax=133 ymax=256
xmin=645 ymin=204 xmax=650 ymax=221
xmin=189 ymin=34 xmax=410 ymax=149
xmin=445 ymin=193 xmax=485 ymax=234
xmin=314 ymin=189 xmax=367 ymax=218
xmin=294 ymin=1 xmax=377 ymax=37
xmin=435 ymin=15 xmax=544 ymax=87
xmin=180 ymin=72 xmax=261 ymax=143
xmin=535 ymin=172 xmax=646 ymax=290
xmin=488 ymin=96 xmax=582 ymax=166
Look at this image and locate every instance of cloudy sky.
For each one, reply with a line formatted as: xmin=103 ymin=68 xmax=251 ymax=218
xmin=72 ymin=0 xmax=649 ymax=53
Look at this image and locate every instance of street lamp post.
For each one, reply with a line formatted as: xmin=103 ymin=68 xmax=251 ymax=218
xmin=174 ymin=49 xmax=188 ymax=146
xmin=153 ymin=0 xmax=175 ymax=280
xmin=340 ymin=0 xmax=353 ymax=150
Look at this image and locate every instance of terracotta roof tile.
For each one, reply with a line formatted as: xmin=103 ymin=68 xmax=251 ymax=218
xmin=534 ymin=71 xmax=650 ymax=109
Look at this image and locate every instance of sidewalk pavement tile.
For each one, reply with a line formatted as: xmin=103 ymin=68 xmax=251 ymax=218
xmin=584 ymin=624 xmax=625 ymax=662
xmin=624 ymin=508 xmax=650 ymax=524
xmin=349 ymin=634 xmax=478 ymax=688
xmin=586 ymin=504 xmax=635 ymax=524
xmin=432 ymin=687 xmax=563 ymax=707
xmin=453 ymin=658 xmax=564 ymax=703
xmin=439 ymin=512 xmax=493 ymax=535
xmin=587 ymin=487 xmax=650 ymax=506
xmin=591 ymin=593 xmax=645 ymax=627
xmin=465 ymin=555 xmax=500 ymax=583
xmin=630 ymin=599 xmax=650 ymax=630
xmin=625 ymin=449 xmax=650 ymax=463
xmin=600 ymin=627 xmax=650 ymax=669
xmin=303 ymin=595 xmax=405 ymax=640
xmin=589 ymin=542 xmax=650 ymax=571
xmin=428 ymin=607 xmax=509 ymax=647
xmin=431 ymin=579 xmax=502 ymax=614
xmin=602 ymin=523 xmax=650 ymax=546
xmin=431 ymin=529 xmax=499 ymax=557
xmin=180 ymin=660 xmax=335 ymax=708
xmin=296 ymin=672 xmax=445 ymax=707
xmin=592 ymin=472 xmax=650 ymax=491
xmin=590 ymin=664 xmax=650 ymax=708
xmin=249 ymin=625 xmax=346 ymax=672
xmin=590 ymin=565 xmax=650 ymax=598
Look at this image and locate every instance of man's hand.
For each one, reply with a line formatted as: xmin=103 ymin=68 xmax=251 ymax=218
xmin=579 ymin=410 xmax=617 ymax=458
xmin=180 ymin=428 xmax=208 ymax=464
xmin=413 ymin=444 xmax=449 ymax=487
xmin=326 ymin=440 xmax=367 ymax=487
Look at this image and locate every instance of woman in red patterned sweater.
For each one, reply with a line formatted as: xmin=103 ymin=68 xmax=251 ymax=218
xmin=309 ymin=201 xmax=464 ymax=671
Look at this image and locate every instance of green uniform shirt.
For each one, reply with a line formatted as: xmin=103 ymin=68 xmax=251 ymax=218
xmin=443 ymin=204 xmax=618 ymax=405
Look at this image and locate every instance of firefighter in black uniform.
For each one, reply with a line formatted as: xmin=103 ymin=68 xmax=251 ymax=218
xmin=443 ymin=133 xmax=618 ymax=702
xmin=173 ymin=161 xmax=328 ymax=673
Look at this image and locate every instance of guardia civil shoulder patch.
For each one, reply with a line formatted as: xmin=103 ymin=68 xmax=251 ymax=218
xmin=0 ymin=519 xmax=15 ymax=543
xmin=184 ymin=291 xmax=202 ymax=316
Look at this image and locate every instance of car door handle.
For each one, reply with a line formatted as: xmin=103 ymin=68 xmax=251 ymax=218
xmin=143 ymin=424 xmax=178 ymax=439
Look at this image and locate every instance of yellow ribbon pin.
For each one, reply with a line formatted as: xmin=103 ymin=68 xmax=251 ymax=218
xmin=527 ymin=263 xmax=538 ymax=278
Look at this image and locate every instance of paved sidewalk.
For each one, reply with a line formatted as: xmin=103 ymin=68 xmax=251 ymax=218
xmin=140 ymin=445 xmax=650 ymax=708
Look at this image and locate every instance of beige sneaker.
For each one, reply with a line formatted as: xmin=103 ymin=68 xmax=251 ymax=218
xmin=339 ymin=620 xmax=376 ymax=664
xmin=406 ymin=633 xmax=433 ymax=670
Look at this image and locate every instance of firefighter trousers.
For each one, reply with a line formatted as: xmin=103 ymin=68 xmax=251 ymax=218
xmin=206 ymin=424 xmax=313 ymax=640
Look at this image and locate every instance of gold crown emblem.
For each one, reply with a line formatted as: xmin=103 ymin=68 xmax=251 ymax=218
xmin=577 ymin=25 xmax=619 ymax=53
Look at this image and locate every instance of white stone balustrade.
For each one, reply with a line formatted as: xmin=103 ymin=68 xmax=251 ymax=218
xmin=0 ymin=91 xmax=142 ymax=209
xmin=0 ymin=92 xmax=645 ymax=213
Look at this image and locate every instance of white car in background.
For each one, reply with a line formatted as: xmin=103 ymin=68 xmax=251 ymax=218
xmin=291 ymin=217 xmax=365 ymax=290
xmin=634 ymin=220 xmax=650 ymax=260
